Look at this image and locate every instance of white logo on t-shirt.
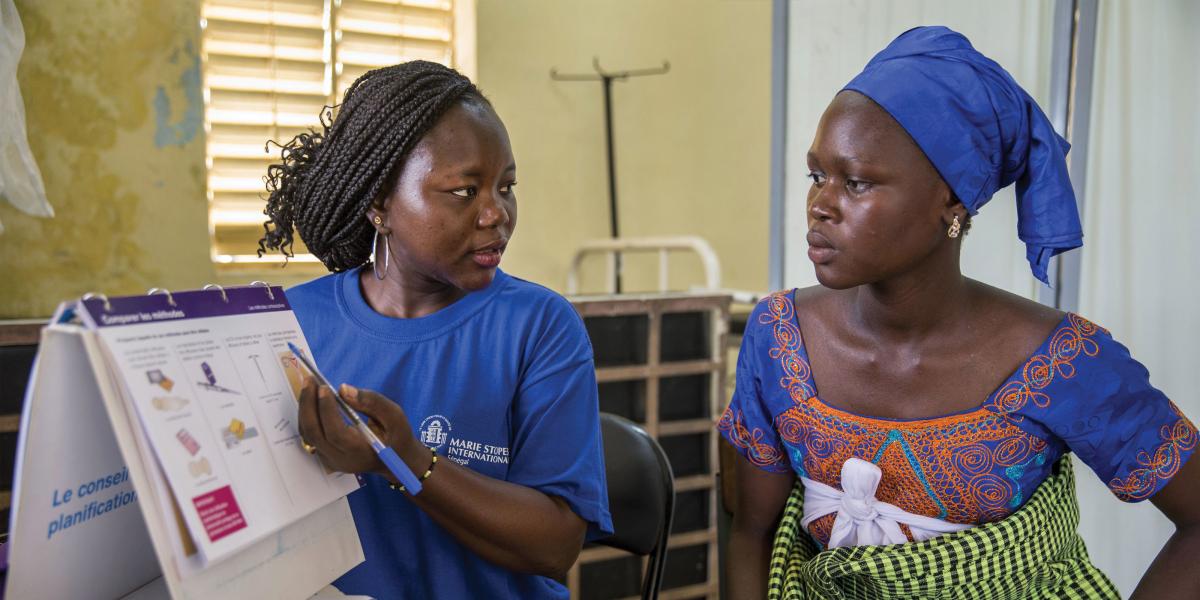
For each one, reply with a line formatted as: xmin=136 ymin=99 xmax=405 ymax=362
xmin=419 ymin=414 xmax=451 ymax=449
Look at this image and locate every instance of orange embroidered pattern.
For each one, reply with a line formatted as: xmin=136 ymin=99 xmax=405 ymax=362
xmin=755 ymin=291 xmax=1109 ymax=542
xmin=1109 ymin=404 xmax=1199 ymax=501
xmin=989 ymin=314 xmax=1106 ymax=419
xmin=717 ymin=408 xmax=785 ymax=470
xmin=718 ymin=290 xmax=1195 ymax=545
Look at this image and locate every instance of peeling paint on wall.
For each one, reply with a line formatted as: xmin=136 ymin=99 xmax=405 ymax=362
xmin=155 ymin=41 xmax=203 ymax=148
xmin=0 ymin=0 xmax=213 ymax=318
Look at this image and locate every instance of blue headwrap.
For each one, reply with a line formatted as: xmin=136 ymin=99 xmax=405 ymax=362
xmin=843 ymin=26 xmax=1080 ymax=285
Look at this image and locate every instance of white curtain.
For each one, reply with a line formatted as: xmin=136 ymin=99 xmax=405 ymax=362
xmin=1074 ymin=0 xmax=1200 ymax=594
xmin=783 ymin=0 xmax=1054 ymax=298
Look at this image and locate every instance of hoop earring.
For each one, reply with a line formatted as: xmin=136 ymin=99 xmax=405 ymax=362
xmin=372 ymin=230 xmax=389 ymax=280
xmin=947 ymin=215 xmax=962 ymax=239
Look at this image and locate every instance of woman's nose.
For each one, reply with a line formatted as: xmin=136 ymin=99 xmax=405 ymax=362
xmin=477 ymin=192 xmax=511 ymax=229
xmin=808 ymin=186 xmax=836 ymax=222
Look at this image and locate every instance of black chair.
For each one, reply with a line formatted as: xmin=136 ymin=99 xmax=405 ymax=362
xmin=594 ymin=412 xmax=675 ymax=600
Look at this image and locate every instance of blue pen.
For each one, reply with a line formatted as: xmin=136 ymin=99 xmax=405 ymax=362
xmin=287 ymin=342 xmax=423 ymax=494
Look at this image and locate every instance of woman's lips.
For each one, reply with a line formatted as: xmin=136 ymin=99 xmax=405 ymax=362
xmin=806 ymin=231 xmax=835 ymax=263
xmin=471 ymin=241 xmax=506 ymax=268
xmin=472 ymin=249 xmax=502 ymax=268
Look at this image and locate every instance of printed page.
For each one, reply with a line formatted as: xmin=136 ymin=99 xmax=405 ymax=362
xmin=78 ymin=288 xmax=359 ymax=565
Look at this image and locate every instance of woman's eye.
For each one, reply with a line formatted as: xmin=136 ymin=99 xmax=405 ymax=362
xmin=847 ymin=179 xmax=872 ymax=193
xmin=450 ymin=187 xmax=476 ymax=199
xmin=807 ymin=171 xmax=826 ymax=185
xmin=500 ymin=181 xmax=517 ymax=194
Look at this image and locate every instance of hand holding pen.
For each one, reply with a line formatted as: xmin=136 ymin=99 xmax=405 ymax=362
xmin=289 ymin=344 xmax=431 ymax=494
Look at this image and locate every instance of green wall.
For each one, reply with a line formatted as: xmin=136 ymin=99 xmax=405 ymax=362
xmin=1 ymin=0 xmax=772 ymax=318
xmin=0 ymin=0 xmax=212 ymax=318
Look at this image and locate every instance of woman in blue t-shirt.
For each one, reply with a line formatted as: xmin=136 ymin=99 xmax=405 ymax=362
xmin=258 ymin=61 xmax=613 ymax=599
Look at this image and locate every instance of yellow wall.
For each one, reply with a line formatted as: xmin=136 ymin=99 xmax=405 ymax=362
xmin=0 ymin=0 xmax=771 ymax=318
xmin=475 ymin=0 xmax=772 ymax=295
xmin=0 ymin=0 xmax=213 ymax=319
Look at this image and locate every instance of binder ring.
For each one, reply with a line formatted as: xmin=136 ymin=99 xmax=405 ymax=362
xmin=250 ymin=281 xmax=275 ymax=301
xmin=146 ymin=288 xmax=178 ymax=307
xmin=81 ymin=292 xmax=112 ymax=312
xmin=203 ymin=284 xmax=229 ymax=303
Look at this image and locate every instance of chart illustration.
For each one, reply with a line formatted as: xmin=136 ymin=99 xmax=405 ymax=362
xmin=151 ymin=396 xmax=189 ymax=412
xmin=146 ymin=369 xmax=175 ymax=392
xmin=279 ymin=352 xmax=304 ymax=401
xmin=222 ymin=418 xmax=260 ymax=449
xmin=197 ymin=361 xmax=239 ymax=394
xmin=176 ymin=428 xmax=201 ymax=456
xmin=189 ymin=457 xmax=212 ymax=478
xmin=248 ymin=354 xmax=268 ymax=386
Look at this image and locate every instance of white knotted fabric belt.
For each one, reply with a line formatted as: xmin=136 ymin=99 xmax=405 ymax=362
xmin=800 ymin=457 xmax=973 ymax=548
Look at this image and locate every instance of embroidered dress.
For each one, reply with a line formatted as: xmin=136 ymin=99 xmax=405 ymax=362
xmin=767 ymin=458 xmax=1119 ymax=599
xmin=718 ymin=291 xmax=1198 ymax=549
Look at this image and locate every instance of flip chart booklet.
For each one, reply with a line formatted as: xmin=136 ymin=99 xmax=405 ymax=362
xmin=5 ymin=284 xmax=364 ymax=600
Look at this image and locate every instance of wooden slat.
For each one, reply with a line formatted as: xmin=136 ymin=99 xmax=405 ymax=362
xmin=673 ymin=474 xmax=714 ymax=493
xmin=645 ymin=309 xmax=660 ymax=438
xmin=0 ymin=321 xmax=43 ymax=346
xmin=577 ymin=528 xmax=719 ymax=565
xmin=657 ymin=419 xmax=714 ymax=437
xmin=577 ymin=544 xmax=629 ymax=563
xmin=595 ymin=359 xmax=720 ymax=384
xmin=667 ymin=528 xmax=715 ymax=549
xmin=569 ymin=295 xmax=732 ymax=318
xmin=658 ymin=583 xmax=719 ymax=600
xmin=0 ymin=415 xmax=20 ymax=434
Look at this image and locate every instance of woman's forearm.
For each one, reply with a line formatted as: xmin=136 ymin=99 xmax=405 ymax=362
xmin=1131 ymin=526 xmax=1200 ymax=599
xmin=727 ymin=520 xmax=775 ymax=600
xmin=394 ymin=442 xmax=586 ymax=578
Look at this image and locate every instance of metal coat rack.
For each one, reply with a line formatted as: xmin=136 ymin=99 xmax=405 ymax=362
xmin=551 ymin=57 xmax=671 ymax=293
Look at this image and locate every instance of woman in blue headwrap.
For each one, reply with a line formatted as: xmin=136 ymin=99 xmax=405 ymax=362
xmin=719 ymin=27 xmax=1199 ymax=599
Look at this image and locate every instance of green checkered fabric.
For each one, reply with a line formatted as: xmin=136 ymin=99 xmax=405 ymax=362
xmin=767 ymin=457 xmax=1118 ymax=599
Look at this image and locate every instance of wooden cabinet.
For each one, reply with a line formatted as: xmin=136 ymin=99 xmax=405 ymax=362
xmin=568 ymin=294 xmax=731 ymax=600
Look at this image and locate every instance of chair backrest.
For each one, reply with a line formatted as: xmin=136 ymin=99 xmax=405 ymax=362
xmin=595 ymin=412 xmax=675 ymax=599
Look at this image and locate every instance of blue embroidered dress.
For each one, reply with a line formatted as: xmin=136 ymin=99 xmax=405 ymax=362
xmin=719 ymin=292 xmax=1198 ymax=547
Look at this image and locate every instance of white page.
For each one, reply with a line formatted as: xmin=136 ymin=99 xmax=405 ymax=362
xmin=82 ymin=325 xmax=365 ymax=600
xmin=78 ymin=290 xmax=359 ymax=566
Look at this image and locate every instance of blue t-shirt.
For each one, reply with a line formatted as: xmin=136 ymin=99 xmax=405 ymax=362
xmin=287 ymin=268 xmax=613 ymax=599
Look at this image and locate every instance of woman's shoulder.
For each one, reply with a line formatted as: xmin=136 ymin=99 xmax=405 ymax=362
xmin=748 ymin=285 xmax=841 ymax=325
xmin=968 ymin=280 xmax=1068 ymax=346
xmin=284 ymin=270 xmax=343 ymax=311
xmin=493 ymin=274 xmax=595 ymax=370
xmin=491 ymin=273 xmax=589 ymax=349
xmin=495 ymin=272 xmax=578 ymax=319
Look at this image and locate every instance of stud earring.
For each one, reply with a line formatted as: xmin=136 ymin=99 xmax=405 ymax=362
xmin=373 ymin=215 xmax=383 ymax=226
xmin=947 ymin=215 xmax=962 ymax=239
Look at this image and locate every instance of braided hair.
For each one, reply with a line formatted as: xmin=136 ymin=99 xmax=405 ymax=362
xmin=259 ymin=61 xmax=489 ymax=271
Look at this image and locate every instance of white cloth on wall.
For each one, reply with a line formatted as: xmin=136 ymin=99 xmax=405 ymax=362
xmin=0 ymin=0 xmax=53 ymax=234
xmin=1074 ymin=1 xmax=1200 ymax=595
xmin=783 ymin=0 xmax=1054 ymax=298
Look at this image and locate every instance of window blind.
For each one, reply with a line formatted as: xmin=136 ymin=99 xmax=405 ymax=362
xmin=201 ymin=0 xmax=457 ymax=268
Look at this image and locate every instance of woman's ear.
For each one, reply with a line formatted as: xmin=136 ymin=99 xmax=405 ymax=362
xmin=367 ymin=206 xmax=390 ymax=236
xmin=939 ymin=188 xmax=965 ymax=225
